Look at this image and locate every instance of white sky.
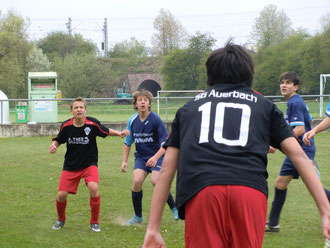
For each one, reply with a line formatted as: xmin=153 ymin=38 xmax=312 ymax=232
xmin=1 ymin=0 xmax=329 ymax=52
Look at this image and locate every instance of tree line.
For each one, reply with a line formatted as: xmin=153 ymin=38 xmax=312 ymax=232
xmin=0 ymin=6 xmax=329 ymax=99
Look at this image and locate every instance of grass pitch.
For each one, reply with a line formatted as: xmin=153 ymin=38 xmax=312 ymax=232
xmin=1 ymin=133 xmax=330 ymax=247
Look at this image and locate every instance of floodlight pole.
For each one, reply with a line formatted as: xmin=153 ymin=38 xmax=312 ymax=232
xmin=320 ymin=74 xmax=330 ymax=117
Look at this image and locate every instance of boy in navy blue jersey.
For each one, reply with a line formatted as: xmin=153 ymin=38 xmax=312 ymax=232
xmin=121 ymin=90 xmax=178 ymax=225
xmin=142 ymin=43 xmax=330 ymax=248
xmin=50 ymin=97 xmax=129 ymax=232
xmin=266 ymin=72 xmax=330 ymax=233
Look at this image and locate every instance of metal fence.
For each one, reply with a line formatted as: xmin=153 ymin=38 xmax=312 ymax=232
xmin=1 ymin=95 xmax=330 ymax=125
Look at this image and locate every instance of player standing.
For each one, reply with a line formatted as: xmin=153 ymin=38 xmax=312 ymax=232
xmin=121 ymin=90 xmax=178 ymax=225
xmin=142 ymin=41 xmax=330 ymax=248
xmin=50 ymin=97 xmax=129 ymax=232
xmin=266 ymin=72 xmax=330 ymax=233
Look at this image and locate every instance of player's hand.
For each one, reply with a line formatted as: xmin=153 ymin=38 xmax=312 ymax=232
xmin=146 ymin=156 xmax=157 ymax=168
xmin=120 ymin=129 xmax=130 ymax=138
xmin=303 ymin=130 xmax=315 ymax=146
xmin=321 ymin=211 xmax=330 ymax=240
xmin=143 ymin=230 xmax=166 ymax=248
xmin=268 ymin=146 xmax=276 ymax=154
xmin=121 ymin=162 xmax=128 ymax=173
xmin=49 ymin=143 xmax=57 ymax=154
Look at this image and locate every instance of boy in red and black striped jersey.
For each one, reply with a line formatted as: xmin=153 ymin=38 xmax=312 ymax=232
xmin=143 ymin=41 xmax=330 ymax=248
xmin=49 ymin=97 xmax=129 ymax=232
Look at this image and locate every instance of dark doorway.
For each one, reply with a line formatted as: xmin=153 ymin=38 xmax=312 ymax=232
xmin=137 ymin=79 xmax=161 ymax=97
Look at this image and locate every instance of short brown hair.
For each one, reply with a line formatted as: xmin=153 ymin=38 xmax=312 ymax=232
xmin=132 ymin=90 xmax=153 ymax=111
xmin=70 ymin=97 xmax=86 ymax=109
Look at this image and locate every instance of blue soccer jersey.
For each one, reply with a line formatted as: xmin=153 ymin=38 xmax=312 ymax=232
xmin=285 ymin=94 xmax=315 ymax=158
xmin=325 ymin=101 xmax=330 ymax=117
xmin=125 ymin=112 xmax=168 ymax=160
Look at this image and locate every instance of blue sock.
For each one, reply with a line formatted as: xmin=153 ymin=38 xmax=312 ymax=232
xmin=268 ymin=187 xmax=287 ymax=226
xmin=324 ymin=188 xmax=330 ymax=202
xmin=132 ymin=190 xmax=143 ymax=218
xmin=167 ymin=192 xmax=176 ymax=209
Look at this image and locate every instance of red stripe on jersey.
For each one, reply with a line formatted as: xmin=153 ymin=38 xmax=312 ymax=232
xmin=252 ymin=89 xmax=263 ymax=96
xmin=52 ymin=118 xmax=74 ymax=141
xmin=84 ymin=117 xmax=109 ymax=135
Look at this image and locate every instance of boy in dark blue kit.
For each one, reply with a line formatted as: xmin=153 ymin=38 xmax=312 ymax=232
xmin=50 ymin=97 xmax=129 ymax=232
xmin=121 ymin=90 xmax=178 ymax=225
xmin=266 ymin=72 xmax=330 ymax=232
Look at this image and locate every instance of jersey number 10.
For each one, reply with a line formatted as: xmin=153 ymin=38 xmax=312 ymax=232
xmin=198 ymin=101 xmax=251 ymax=146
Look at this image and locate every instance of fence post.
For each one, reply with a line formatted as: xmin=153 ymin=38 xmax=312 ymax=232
xmin=165 ymin=97 xmax=168 ymax=122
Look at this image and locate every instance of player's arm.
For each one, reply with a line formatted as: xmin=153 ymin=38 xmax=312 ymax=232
xmin=292 ymin=125 xmax=305 ymax=138
xmin=303 ymin=117 xmax=330 ymax=146
xmin=146 ymin=147 xmax=166 ymax=168
xmin=121 ymin=144 xmax=131 ymax=173
xmin=49 ymin=140 xmax=60 ymax=154
xmin=143 ymin=147 xmax=179 ymax=247
xmin=280 ymin=137 xmax=330 ymax=239
xmin=109 ymin=128 xmax=130 ymax=138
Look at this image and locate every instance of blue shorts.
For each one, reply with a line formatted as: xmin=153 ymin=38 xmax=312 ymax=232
xmin=279 ymin=152 xmax=317 ymax=179
xmin=133 ymin=155 xmax=164 ymax=173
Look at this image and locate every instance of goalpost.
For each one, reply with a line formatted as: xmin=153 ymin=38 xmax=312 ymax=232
xmin=319 ymin=74 xmax=330 ymax=117
xmin=157 ymin=90 xmax=203 ymax=116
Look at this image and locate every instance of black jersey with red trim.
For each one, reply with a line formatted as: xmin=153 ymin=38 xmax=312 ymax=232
xmin=53 ymin=116 xmax=109 ymax=171
xmin=164 ymin=83 xmax=293 ymax=219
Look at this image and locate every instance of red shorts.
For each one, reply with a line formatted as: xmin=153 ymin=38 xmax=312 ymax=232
xmin=58 ymin=165 xmax=99 ymax=194
xmin=185 ymin=185 xmax=267 ymax=248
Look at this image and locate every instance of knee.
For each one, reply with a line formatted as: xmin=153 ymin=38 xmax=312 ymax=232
xmin=57 ymin=191 xmax=68 ymax=202
xmin=132 ymin=179 xmax=143 ymax=191
xmin=150 ymin=178 xmax=157 ymax=186
xmin=88 ymin=183 xmax=99 ymax=197
xmin=274 ymin=179 xmax=287 ymax=190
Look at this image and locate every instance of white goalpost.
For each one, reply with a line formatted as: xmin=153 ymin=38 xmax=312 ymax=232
xmin=319 ymin=74 xmax=330 ymax=117
xmin=157 ymin=90 xmax=203 ymax=115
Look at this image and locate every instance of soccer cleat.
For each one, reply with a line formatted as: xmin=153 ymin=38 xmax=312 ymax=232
xmin=324 ymin=239 xmax=330 ymax=248
xmin=90 ymin=223 xmax=101 ymax=232
xmin=52 ymin=220 xmax=65 ymax=230
xmin=171 ymin=207 xmax=179 ymax=221
xmin=265 ymin=223 xmax=280 ymax=233
xmin=125 ymin=215 xmax=143 ymax=225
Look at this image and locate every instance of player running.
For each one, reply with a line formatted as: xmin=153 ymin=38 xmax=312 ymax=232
xmin=50 ymin=97 xmax=129 ymax=232
xmin=121 ymin=90 xmax=178 ymax=225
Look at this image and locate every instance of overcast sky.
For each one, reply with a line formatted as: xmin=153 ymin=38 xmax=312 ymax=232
xmin=1 ymin=0 xmax=329 ymax=52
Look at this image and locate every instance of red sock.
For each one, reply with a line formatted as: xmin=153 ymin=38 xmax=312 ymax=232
xmin=90 ymin=195 xmax=100 ymax=224
xmin=56 ymin=199 xmax=67 ymax=222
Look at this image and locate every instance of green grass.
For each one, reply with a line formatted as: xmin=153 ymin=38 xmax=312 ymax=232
xmin=1 ymin=133 xmax=330 ymax=247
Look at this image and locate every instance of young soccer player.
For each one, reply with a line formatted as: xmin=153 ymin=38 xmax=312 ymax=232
xmin=121 ymin=89 xmax=178 ymax=225
xmin=50 ymin=97 xmax=129 ymax=232
xmin=142 ymin=42 xmax=330 ymax=248
xmin=266 ymin=72 xmax=330 ymax=233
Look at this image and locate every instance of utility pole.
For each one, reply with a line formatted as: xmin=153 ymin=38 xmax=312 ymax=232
xmin=66 ymin=18 xmax=72 ymax=36
xmin=102 ymin=18 xmax=108 ymax=57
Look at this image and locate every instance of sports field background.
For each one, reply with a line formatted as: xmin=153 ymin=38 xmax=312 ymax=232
xmin=1 ymin=132 xmax=330 ymax=247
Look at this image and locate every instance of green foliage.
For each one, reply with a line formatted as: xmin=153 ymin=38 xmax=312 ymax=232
xmin=161 ymin=32 xmax=215 ymax=90
xmin=0 ymin=11 xmax=32 ymax=98
xmin=27 ymin=44 xmax=52 ymax=72
xmin=38 ymin=32 xmax=97 ymax=61
xmin=109 ymin=37 xmax=148 ymax=58
xmin=53 ymin=54 xmax=110 ymax=98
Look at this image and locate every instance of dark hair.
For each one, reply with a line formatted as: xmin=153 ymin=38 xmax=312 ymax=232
xmin=132 ymin=90 xmax=153 ymax=111
xmin=206 ymin=39 xmax=254 ymax=87
xmin=70 ymin=97 xmax=86 ymax=109
xmin=280 ymin=71 xmax=300 ymax=86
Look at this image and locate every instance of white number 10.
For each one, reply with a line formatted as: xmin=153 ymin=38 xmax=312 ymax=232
xmin=198 ymin=101 xmax=251 ymax=146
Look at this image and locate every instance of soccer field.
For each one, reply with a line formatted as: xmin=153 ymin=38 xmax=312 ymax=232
xmin=1 ymin=133 xmax=330 ymax=247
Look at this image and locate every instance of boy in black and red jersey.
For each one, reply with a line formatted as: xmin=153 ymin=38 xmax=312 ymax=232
xmin=142 ymin=41 xmax=330 ymax=248
xmin=49 ymin=97 xmax=129 ymax=232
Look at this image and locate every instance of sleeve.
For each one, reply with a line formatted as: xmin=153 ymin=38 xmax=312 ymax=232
xmin=124 ymin=116 xmax=134 ymax=146
xmin=269 ymin=104 xmax=294 ymax=149
xmin=163 ymin=108 xmax=182 ymax=149
xmin=326 ymin=102 xmax=330 ymax=117
xmin=52 ymin=123 xmax=67 ymax=144
xmin=91 ymin=117 xmax=109 ymax=138
xmin=287 ymin=102 xmax=305 ymax=127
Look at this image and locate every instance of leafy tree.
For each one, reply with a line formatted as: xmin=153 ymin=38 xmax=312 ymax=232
xmin=152 ymin=9 xmax=188 ymax=55
xmin=26 ymin=45 xmax=52 ymax=72
xmin=38 ymin=31 xmax=97 ymax=61
xmin=109 ymin=37 xmax=147 ymax=58
xmin=53 ymin=54 xmax=109 ymax=98
xmin=161 ymin=32 xmax=215 ymax=90
xmin=250 ymin=5 xmax=293 ymax=49
xmin=0 ymin=11 xmax=32 ymax=98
